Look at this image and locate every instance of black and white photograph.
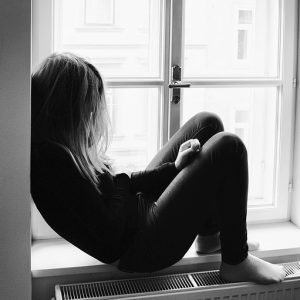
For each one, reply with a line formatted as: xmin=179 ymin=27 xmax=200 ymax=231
xmin=1 ymin=0 xmax=300 ymax=299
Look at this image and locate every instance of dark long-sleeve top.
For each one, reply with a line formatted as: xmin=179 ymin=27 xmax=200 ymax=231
xmin=31 ymin=141 xmax=178 ymax=264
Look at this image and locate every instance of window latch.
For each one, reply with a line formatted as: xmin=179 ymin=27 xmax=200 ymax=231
xmin=169 ymin=65 xmax=191 ymax=104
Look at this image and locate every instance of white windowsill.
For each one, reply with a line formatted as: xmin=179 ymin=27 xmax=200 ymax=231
xmin=31 ymin=221 xmax=300 ymax=278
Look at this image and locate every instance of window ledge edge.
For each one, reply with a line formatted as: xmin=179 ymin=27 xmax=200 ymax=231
xmin=31 ymin=221 xmax=300 ymax=278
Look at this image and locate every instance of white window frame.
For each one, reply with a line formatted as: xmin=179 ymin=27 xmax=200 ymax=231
xmin=32 ymin=0 xmax=298 ymax=239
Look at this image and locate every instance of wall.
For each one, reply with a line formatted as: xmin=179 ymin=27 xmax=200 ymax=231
xmin=0 ymin=0 xmax=31 ymax=299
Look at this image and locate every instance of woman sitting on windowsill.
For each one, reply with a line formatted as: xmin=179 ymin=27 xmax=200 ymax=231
xmin=31 ymin=53 xmax=286 ymax=284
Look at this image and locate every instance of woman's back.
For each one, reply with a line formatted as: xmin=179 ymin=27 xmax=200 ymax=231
xmin=31 ymin=140 xmax=137 ymax=263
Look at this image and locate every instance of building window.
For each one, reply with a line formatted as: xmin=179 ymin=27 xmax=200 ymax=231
xmin=237 ymin=29 xmax=248 ymax=60
xmin=85 ymin=0 xmax=114 ymax=25
xmin=238 ymin=10 xmax=253 ymax=24
xmin=236 ymin=9 xmax=253 ymax=61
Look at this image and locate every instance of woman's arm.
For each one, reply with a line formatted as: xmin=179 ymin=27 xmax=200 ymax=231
xmin=130 ymin=162 xmax=178 ymax=194
xmin=130 ymin=139 xmax=201 ymax=194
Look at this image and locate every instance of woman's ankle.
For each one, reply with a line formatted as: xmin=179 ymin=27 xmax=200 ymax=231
xmin=195 ymin=234 xmax=259 ymax=254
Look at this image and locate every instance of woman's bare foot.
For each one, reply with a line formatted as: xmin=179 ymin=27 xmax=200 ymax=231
xmin=195 ymin=233 xmax=260 ymax=254
xmin=220 ymin=254 xmax=286 ymax=284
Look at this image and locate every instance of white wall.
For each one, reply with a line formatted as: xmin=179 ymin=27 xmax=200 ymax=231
xmin=0 ymin=0 xmax=31 ymax=299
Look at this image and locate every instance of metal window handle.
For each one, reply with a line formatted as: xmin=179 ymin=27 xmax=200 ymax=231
xmin=169 ymin=65 xmax=191 ymax=104
xmin=168 ymin=81 xmax=191 ymax=88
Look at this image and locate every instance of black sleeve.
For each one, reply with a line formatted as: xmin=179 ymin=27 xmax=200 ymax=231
xmin=130 ymin=162 xmax=178 ymax=193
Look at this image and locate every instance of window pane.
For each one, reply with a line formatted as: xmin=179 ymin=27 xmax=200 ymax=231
xmin=238 ymin=10 xmax=253 ymax=24
xmin=54 ymin=0 xmax=162 ymax=78
xmin=106 ymin=88 xmax=161 ymax=173
xmin=181 ymin=87 xmax=278 ymax=206
xmin=237 ymin=29 xmax=248 ymax=60
xmin=184 ymin=0 xmax=280 ymax=77
xmin=85 ymin=0 xmax=114 ymax=24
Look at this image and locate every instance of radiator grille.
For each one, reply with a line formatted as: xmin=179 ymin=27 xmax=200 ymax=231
xmin=60 ymin=273 xmax=194 ymax=299
xmin=191 ymin=270 xmax=228 ymax=286
xmin=56 ymin=261 xmax=300 ymax=300
xmin=283 ymin=261 xmax=300 ymax=277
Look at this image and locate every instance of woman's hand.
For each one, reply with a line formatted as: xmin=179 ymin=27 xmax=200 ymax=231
xmin=175 ymin=139 xmax=201 ymax=171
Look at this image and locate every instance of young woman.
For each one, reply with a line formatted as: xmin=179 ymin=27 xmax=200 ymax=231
xmin=31 ymin=53 xmax=286 ymax=284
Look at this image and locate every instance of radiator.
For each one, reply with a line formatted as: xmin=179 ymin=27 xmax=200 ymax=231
xmin=55 ymin=261 xmax=300 ymax=300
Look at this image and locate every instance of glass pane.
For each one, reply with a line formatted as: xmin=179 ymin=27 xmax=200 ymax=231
xmin=237 ymin=30 xmax=248 ymax=60
xmin=54 ymin=0 xmax=162 ymax=78
xmin=85 ymin=0 xmax=114 ymax=24
xmin=238 ymin=10 xmax=253 ymax=24
xmin=181 ymin=87 xmax=278 ymax=206
xmin=184 ymin=0 xmax=280 ymax=78
xmin=106 ymin=88 xmax=161 ymax=173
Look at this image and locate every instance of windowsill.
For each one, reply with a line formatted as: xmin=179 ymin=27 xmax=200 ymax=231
xmin=31 ymin=221 xmax=300 ymax=279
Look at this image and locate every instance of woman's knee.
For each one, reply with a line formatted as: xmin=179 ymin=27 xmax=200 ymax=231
xmin=213 ymin=132 xmax=247 ymax=158
xmin=191 ymin=112 xmax=224 ymax=133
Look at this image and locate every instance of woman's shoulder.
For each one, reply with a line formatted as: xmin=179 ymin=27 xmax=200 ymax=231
xmin=31 ymin=140 xmax=116 ymax=194
xmin=31 ymin=140 xmax=99 ymax=203
xmin=31 ymin=140 xmax=113 ymax=184
xmin=31 ymin=140 xmax=77 ymax=175
xmin=32 ymin=139 xmax=72 ymax=159
xmin=32 ymin=139 xmax=67 ymax=155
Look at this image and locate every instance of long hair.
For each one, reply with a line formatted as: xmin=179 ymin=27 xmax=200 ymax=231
xmin=31 ymin=53 xmax=112 ymax=192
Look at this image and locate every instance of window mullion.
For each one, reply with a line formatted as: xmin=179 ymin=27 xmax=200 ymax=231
xmin=161 ymin=0 xmax=172 ymax=147
xmin=168 ymin=0 xmax=185 ymax=139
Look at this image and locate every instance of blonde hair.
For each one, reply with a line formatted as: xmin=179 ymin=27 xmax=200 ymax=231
xmin=31 ymin=53 xmax=112 ymax=192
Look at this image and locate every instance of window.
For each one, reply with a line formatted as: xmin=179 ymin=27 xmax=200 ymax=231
xmin=85 ymin=0 xmax=115 ymax=25
xmin=32 ymin=0 xmax=297 ymax=238
xmin=236 ymin=9 xmax=253 ymax=61
xmin=238 ymin=10 xmax=253 ymax=24
xmin=182 ymin=0 xmax=297 ymax=223
xmin=237 ymin=29 xmax=248 ymax=60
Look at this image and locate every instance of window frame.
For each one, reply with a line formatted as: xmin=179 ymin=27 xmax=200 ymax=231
xmin=31 ymin=0 xmax=298 ymax=240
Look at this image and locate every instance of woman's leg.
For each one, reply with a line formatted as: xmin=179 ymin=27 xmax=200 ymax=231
xmin=119 ymin=132 xmax=285 ymax=283
xmin=120 ymin=132 xmax=247 ymax=270
xmin=146 ymin=111 xmax=224 ymax=169
xmin=147 ymin=111 xmax=224 ymax=235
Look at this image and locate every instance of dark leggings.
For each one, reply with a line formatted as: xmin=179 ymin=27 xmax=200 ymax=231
xmin=118 ymin=112 xmax=249 ymax=272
